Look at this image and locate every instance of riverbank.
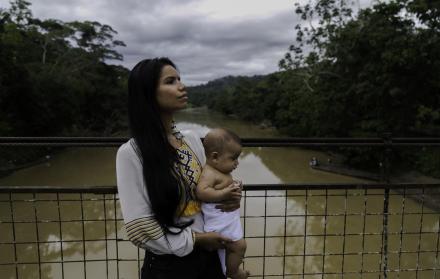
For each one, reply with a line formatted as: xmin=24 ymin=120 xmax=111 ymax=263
xmin=0 ymin=156 xmax=51 ymax=178
xmin=0 ymin=146 xmax=55 ymax=178
xmin=311 ymin=161 xmax=440 ymax=211
xmin=311 ymin=163 xmax=381 ymax=181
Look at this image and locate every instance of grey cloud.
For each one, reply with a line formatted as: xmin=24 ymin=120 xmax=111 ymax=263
xmin=4 ymin=0 xmax=375 ymax=85
xmin=2 ymin=0 xmax=308 ymax=84
xmin=115 ymin=10 xmax=298 ymax=84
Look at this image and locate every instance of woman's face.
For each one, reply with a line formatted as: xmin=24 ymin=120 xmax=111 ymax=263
xmin=156 ymin=65 xmax=188 ymax=113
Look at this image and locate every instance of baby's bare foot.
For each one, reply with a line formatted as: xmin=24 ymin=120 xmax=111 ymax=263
xmin=229 ymin=269 xmax=250 ymax=279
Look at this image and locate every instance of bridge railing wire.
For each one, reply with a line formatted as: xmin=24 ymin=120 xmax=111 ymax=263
xmin=0 ymin=137 xmax=439 ymax=278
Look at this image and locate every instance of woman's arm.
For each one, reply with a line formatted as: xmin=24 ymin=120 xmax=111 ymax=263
xmin=116 ymin=141 xmax=194 ymax=257
xmin=194 ymin=232 xmax=232 ymax=251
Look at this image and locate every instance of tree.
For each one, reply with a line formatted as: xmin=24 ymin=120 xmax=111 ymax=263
xmin=189 ymin=0 xmax=440 ymax=176
xmin=0 ymin=0 xmax=128 ymax=137
xmin=279 ymin=0 xmax=440 ymax=137
xmin=279 ymin=0 xmax=440 ymax=173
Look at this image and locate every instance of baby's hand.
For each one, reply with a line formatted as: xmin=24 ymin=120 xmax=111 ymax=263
xmin=220 ymin=183 xmax=241 ymax=200
xmin=233 ymin=180 xmax=243 ymax=189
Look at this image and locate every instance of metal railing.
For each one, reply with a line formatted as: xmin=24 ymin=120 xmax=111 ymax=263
xmin=0 ymin=137 xmax=439 ymax=278
xmin=1 ymin=184 xmax=440 ymax=278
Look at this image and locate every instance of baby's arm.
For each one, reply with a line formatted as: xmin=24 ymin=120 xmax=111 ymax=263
xmin=197 ymin=168 xmax=239 ymax=203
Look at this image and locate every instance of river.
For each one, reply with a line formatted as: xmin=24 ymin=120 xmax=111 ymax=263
xmin=0 ymin=107 xmax=369 ymax=186
xmin=0 ymin=107 xmax=438 ymax=278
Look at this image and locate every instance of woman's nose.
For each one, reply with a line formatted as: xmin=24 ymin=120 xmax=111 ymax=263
xmin=179 ymin=81 xmax=186 ymax=91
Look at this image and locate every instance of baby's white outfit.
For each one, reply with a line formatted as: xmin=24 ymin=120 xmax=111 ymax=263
xmin=202 ymin=203 xmax=243 ymax=274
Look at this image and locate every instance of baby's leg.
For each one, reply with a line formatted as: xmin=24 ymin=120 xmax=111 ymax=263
xmin=226 ymin=238 xmax=249 ymax=279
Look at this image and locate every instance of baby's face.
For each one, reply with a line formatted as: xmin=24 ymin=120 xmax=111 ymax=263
xmin=214 ymin=141 xmax=242 ymax=174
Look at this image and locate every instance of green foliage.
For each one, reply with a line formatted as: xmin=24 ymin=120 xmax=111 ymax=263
xmin=189 ymin=0 xmax=440 ymax=177
xmin=415 ymin=148 xmax=440 ymax=177
xmin=0 ymin=0 xmax=128 ymax=137
xmin=279 ymin=0 xmax=440 ymax=137
xmin=190 ymin=75 xmax=277 ymax=123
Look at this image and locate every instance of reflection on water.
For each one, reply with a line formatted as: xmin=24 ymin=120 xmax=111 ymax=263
xmin=0 ymin=148 xmax=118 ymax=187
xmin=0 ymin=107 xmax=367 ymax=187
xmin=242 ymin=189 xmax=440 ymax=278
xmin=0 ymin=108 xmax=438 ymax=278
xmin=175 ymin=108 xmax=369 ymax=184
xmin=0 ymin=193 xmax=127 ymax=279
xmin=3 ymin=190 xmax=438 ymax=278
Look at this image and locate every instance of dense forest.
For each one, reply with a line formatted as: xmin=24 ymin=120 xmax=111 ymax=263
xmin=0 ymin=0 xmax=128 ymax=169
xmin=1 ymin=0 xmax=439 ymax=177
xmin=0 ymin=0 xmax=128 ymax=138
xmin=189 ymin=0 xmax=440 ymax=177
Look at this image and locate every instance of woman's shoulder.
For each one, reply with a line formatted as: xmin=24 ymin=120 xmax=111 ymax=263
xmin=117 ymin=138 xmax=135 ymax=152
xmin=117 ymin=138 xmax=140 ymax=161
xmin=181 ymin=130 xmax=203 ymax=147
xmin=180 ymin=129 xmax=200 ymax=139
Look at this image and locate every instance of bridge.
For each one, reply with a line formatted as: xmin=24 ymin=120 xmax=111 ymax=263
xmin=1 ymin=137 xmax=439 ymax=278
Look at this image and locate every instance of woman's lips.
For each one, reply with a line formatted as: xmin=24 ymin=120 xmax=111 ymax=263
xmin=178 ymin=94 xmax=188 ymax=100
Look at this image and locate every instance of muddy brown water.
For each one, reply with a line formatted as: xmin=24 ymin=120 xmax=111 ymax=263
xmin=1 ymin=108 xmax=438 ymax=278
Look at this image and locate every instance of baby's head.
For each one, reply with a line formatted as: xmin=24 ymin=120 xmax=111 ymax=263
xmin=203 ymin=128 xmax=242 ymax=174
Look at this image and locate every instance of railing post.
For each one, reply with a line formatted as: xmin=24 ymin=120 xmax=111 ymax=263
xmin=382 ymin=132 xmax=392 ymax=184
xmin=381 ymin=132 xmax=392 ymax=278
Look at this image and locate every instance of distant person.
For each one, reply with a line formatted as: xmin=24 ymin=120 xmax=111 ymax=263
xmin=197 ymin=128 xmax=249 ymax=279
xmin=310 ymin=157 xmax=319 ymax=167
xmin=116 ymin=58 xmax=242 ymax=279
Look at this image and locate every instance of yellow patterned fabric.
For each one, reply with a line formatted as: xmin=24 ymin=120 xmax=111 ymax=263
xmin=176 ymin=140 xmax=202 ymax=216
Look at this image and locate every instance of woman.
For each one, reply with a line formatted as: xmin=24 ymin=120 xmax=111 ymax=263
xmin=116 ymin=57 xmax=242 ymax=279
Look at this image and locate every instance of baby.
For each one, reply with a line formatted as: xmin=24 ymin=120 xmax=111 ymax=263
xmin=197 ymin=128 xmax=249 ymax=279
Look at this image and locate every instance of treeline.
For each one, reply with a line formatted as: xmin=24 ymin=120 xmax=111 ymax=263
xmin=189 ymin=0 xmax=440 ymax=177
xmin=0 ymin=0 xmax=129 ymax=170
xmin=0 ymin=0 xmax=128 ymax=137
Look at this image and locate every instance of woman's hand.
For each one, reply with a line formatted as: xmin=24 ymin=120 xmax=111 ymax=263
xmin=194 ymin=232 xmax=232 ymax=251
xmin=216 ymin=180 xmax=242 ymax=212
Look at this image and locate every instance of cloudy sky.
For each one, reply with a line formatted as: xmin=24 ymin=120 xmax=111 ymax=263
xmin=1 ymin=0 xmax=372 ymax=85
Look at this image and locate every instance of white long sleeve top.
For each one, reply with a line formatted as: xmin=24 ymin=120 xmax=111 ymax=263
xmin=116 ymin=130 xmax=206 ymax=256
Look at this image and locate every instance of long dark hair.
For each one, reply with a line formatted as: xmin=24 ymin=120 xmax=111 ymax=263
xmin=128 ymin=57 xmax=192 ymax=234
